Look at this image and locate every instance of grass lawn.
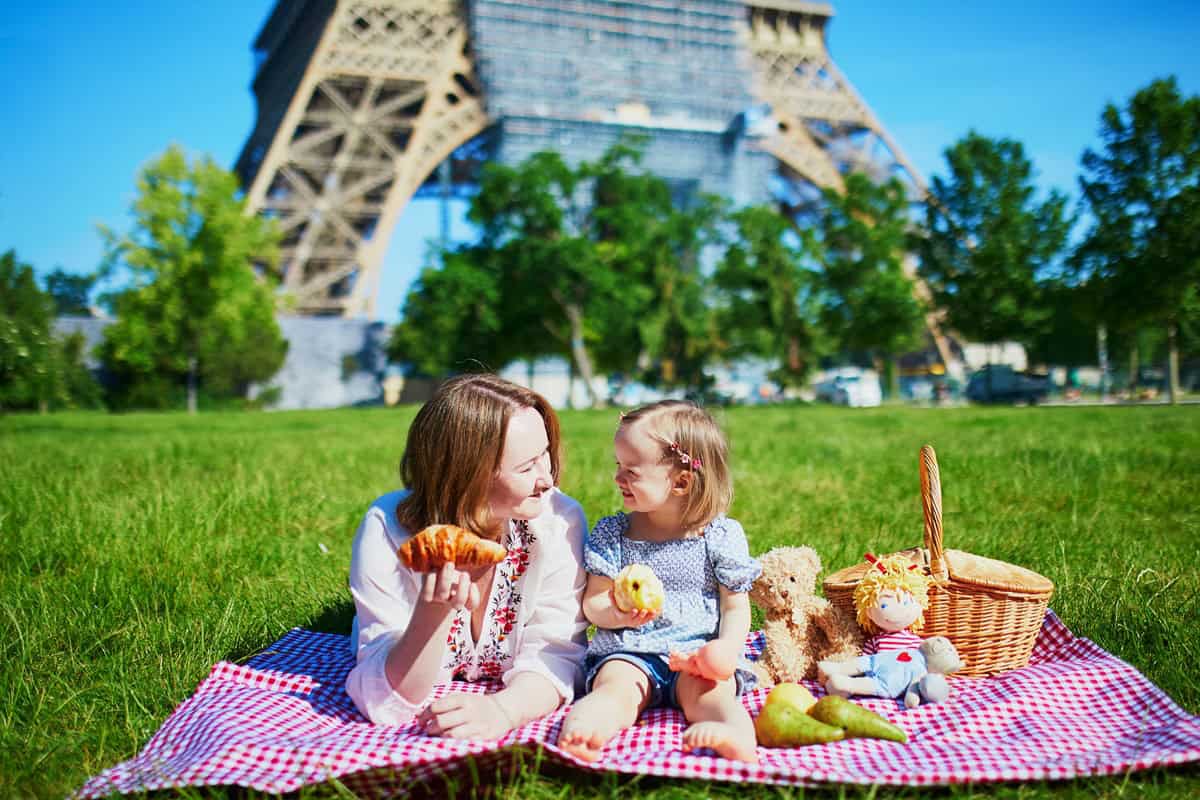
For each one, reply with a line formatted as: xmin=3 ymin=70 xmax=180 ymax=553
xmin=2 ymin=404 xmax=1198 ymax=798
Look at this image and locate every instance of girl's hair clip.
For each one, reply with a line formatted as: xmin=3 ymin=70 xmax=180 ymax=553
xmin=668 ymin=440 xmax=702 ymax=471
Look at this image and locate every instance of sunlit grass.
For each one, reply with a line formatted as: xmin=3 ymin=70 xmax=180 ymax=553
xmin=1 ymin=404 xmax=1197 ymax=797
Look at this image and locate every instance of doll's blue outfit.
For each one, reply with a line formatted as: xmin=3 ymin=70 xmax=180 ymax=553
xmin=583 ymin=512 xmax=762 ymax=709
xmin=853 ymin=648 xmax=929 ymax=697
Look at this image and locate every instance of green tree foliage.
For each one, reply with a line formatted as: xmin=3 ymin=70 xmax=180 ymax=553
xmin=98 ymin=145 xmax=286 ymax=412
xmin=43 ymin=268 xmax=96 ymax=316
xmin=1074 ymin=77 xmax=1200 ymax=402
xmin=389 ymin=247 xmax=505 ymax=374
xmin=713 ymin=206 xmax=825 ymax=387
xmin=917 ymin=132 xmax=1073 ymax=353
xmin=391 ymin=142 xmax=721 ymax=400
xmin=0 ymin=250 xmax=101 ymax=411
xmin=818 ymin=173 xmax=927 ymax=393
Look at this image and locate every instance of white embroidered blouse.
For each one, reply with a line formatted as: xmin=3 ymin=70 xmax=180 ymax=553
xmin=345 ymin=488 xmax=589 ymax=725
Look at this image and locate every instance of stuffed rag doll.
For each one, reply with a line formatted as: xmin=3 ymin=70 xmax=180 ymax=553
xmin=819 ymin=635 xmax=963 ymax=707
xmin=852 ymin=552 xmax=932 ymax=654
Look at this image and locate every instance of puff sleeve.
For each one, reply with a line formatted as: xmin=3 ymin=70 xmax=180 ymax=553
xmin=583 ymin=514 xmax=625 ymax=579
xmin=707 ymin=517 xmax=762 ymax=593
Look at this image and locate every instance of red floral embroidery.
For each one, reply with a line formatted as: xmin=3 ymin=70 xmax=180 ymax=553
xmin=439 ymin=520 xmax=536 ymax=680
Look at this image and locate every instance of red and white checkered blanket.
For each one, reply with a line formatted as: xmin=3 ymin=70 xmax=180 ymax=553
xmin=77 ymin=612 xmax=1200 ymax=796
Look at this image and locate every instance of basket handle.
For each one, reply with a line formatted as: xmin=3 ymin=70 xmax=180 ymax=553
xmin=919 ymin=445 xmax=949 ymax=581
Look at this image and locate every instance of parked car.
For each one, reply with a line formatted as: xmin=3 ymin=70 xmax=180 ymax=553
xmin=965 ymin=365 xmax=1051 ymax=405
xmin=814 ymin=369 xmax=883 ymax=407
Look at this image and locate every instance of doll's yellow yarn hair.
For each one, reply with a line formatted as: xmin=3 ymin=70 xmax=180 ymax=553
xmin=852 ymin=553 xmax=932 ymax=635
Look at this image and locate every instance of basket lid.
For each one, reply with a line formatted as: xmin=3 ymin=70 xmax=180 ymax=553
xmin=823 ymin=547 xmax=1053 ymax=596
xmin=941 ymin=548 xmax=1054 ymax=595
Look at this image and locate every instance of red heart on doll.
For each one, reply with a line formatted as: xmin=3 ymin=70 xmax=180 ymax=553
xmin=896 ymin=652 xmax=913 ymax=662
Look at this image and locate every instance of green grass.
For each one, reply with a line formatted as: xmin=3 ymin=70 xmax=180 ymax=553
xmin=2 ymin=404 xmax=1198 ymax=798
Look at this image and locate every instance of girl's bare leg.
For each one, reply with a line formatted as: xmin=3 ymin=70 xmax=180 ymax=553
xmin=675 ymin=672 xmax=758 ymax=763
xmin=556 ymin=659 xmax=652 ymax=762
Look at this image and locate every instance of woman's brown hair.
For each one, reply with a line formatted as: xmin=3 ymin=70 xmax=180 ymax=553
xmin=618 ymin=399 xmax=732 ymax=533
xmin=395 ymin=373 xmax=561 ymax=541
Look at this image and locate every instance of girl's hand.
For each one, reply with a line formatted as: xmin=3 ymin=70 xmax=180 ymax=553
xmin=418 ymin=561 xmax=480 ymax=611
xmin=418 ymin=693 xmax=515 ymax=739
xmin=608 ymin=588 xmax=657 ymax=627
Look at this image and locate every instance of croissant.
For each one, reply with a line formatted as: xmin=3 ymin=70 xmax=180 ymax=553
xmin=397 ymin=524 xmax=508 ymax=572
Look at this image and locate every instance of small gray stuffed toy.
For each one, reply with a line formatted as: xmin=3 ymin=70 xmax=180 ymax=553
xmin=902 ymin=636 xmax=963 ymax=708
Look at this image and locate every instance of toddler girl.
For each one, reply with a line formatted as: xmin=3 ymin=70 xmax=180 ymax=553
xmin=557 ymin=400 xmax=761 ymax=763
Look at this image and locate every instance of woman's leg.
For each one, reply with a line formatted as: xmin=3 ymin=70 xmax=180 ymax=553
xmin=675 ymin=673 xmax=758 ymax=763
xmin=557 ymin=659 xmax=652 ymax=762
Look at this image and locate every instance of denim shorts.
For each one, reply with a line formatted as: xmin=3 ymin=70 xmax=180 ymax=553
xmin=584 ymin=652 xmax=750 ymax=711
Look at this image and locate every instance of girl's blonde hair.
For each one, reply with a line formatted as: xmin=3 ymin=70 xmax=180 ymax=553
xmin=619 ymin=400 xmax=732 ymax=532
xmin=852 ymin=553 xmax=932 ymax=635
xmin=396 ymin=374 xmax=561 ymax=541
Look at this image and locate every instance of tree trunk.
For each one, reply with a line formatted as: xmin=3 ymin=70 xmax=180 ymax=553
xmin=888 ymin=355 xmax=901 ymax=401
xmin=1167 ymin=321 xmax=1180 ymax=405
xmin=786 ymin=337 xmax=802 ymax=373
xmin=985 ymin=342 xmax=994 ymax=399
xmin=564 ymin=303 xmax=600 ymax=408
xmin=187 ymin=353 xmax=198 ymax=414
xmin=1096 ymin=324 xmax=1109 ymax=399
xmin=1128 ymin=344 xmax=1139 ymax=394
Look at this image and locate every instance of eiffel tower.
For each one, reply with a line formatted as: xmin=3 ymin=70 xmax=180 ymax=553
xmin=236 ymin=0 xmax=950 ymax=366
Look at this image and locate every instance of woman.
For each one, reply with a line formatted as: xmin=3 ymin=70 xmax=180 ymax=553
xmin=346 ymin=374 xmax=588 ymax=738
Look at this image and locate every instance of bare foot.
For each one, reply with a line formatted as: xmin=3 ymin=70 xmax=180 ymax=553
xmin=556 ymin=702 xmax=620 ymax=763
xmin=681 ymin=721 xmax=758 ymax=763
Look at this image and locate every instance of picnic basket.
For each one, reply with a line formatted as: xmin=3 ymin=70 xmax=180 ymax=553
xmin=823 ymin=444 xmax=1054 ymax=678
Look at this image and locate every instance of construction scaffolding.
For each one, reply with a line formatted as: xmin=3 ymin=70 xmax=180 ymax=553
xmin=235 ymin=0 xmax=933 ymax=337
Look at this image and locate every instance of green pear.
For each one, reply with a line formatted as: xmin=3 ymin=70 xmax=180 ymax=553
xmin=808 ymin=696 xmax=907 ymax=743
xmin=755 ymin=698 xmax=845 ymax=747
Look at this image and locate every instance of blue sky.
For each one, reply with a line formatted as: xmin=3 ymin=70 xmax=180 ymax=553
xmin=2 ymin=1 xmax=1197 ymax=322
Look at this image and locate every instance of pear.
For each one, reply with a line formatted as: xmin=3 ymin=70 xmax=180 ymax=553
xmin=808 ymin=696 xmax=907 ymax=743
xmin=612 ymin=564 xmax=665 ymax=613
xmin=767 ymin=682 xmax=817 ymax=714
xmin=755 ymin=690 xmax=844 ymax=747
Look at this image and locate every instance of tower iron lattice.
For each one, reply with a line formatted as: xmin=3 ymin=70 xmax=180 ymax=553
xmin=236 ymin=0 xmax=953 ymax=368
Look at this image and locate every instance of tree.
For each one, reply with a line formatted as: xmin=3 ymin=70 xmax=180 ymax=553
xmin=818 ymin=173 xmax=927 ymax=396
xmin=712 ymin=205 xmax=825 ymax=387
xmin=0 ymin=250 xmax=100 ymax=412
xmin=390 ymin=247 xmax=505 ymax=374
xmin=393 ymin=141 xmax=720 ymax=403
xmin=916 ymin=132 xmax=1073 ymax=364
xmin=1074 ymin=77 xmax=1200 ymax=403
xmin=43 ymin=268 xmax=96 ymax=316
xmin=98 ymin=145 xmax=286 ymax=412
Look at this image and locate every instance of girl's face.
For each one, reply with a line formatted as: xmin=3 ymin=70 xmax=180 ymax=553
xmin=488 ymin=406 xmax=554 ymax=522
xmin=613 ymin=422 xmax=678 ymax=513
xmin=867 ymin=589 xmax=923 ymax=633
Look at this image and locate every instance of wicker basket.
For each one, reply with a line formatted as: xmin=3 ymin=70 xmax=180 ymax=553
xmin=822 ymin=445 xmax=1054 ymax=678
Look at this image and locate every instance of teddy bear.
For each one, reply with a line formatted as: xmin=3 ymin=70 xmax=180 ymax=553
xmin=748 ymin=545 xmax=865 ymax=687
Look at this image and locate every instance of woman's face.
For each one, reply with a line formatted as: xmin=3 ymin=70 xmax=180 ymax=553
xmin=488 ymin=406 xmax=554 ymax=522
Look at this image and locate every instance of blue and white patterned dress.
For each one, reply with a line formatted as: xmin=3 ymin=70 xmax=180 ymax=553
xmin=584 ymin=512 xmax=762 ymax=687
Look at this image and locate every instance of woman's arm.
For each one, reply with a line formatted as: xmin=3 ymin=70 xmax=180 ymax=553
xmin=346 ymin=503 xmax=474 ymax=724
xmin=383 ymin=562 xmax=479 ymax=704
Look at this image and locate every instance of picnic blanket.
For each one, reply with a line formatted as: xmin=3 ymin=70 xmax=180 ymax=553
xmin=77 ymin=611 xmax=1200 ymax=796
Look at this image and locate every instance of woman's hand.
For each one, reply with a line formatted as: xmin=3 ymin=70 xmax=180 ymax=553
xmin=418 ymin=693 xmax=516 ymax=739
xmin=418 ymin=561 xmax=481 ymax=611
